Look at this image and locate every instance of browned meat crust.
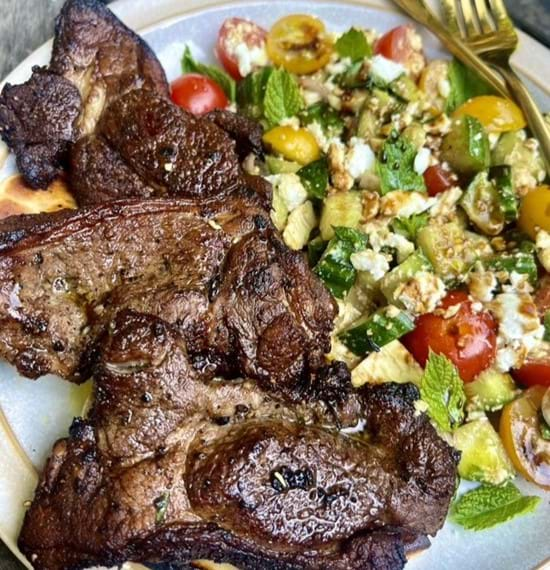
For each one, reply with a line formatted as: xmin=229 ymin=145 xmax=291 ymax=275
xmin=0 ymin=67 xmax=81 ymax=188
xmin=18 ymin=311 xmax=458 ymax=570
xmin=0 ymin=197 xmax=334 ymax=397
xmin=0 ymin=0 xmax=169 ymax=189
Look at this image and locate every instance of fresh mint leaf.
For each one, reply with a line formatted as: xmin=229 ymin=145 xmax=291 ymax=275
xmin=298 ymin=157 xmax=329 ymax=200
xmin=299 ymin=102 xmax=344 ymax=135
xmin=391 ymin=212 xmax=429 ymax=241
xmin=237 ymin=67 xmax=273 ymax=120
xmin=376 ymin=131 xmax=427 ymax=195
xmin=314 ymin=227 xmax=369 ymax=298
xmin=335 ymin=28 xmax=372 ymax=61
xmin=451 ymin=483 xmax=541 ymax=531
xmin=182 ymin=46 xmax=236 ymax=102
xmin=420 ymin=351 xmax=466 ymax=432
xmin=445 ymin=58 xmax=494 ymax=113
xmin=263 ymin=68 xmax=304 ymax=127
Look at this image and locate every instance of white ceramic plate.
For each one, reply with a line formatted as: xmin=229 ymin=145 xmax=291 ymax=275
xmin=0 ymin=1 xmax=549 ymax=569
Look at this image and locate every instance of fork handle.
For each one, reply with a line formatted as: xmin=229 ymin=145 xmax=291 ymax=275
xmin=499 ymin=65 xmax=550 ymax=175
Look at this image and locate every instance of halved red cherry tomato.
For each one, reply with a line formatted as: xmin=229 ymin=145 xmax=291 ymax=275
xmin=171 ymin=74 xmax=228 ymax=115
xmin=375 ymin=24 xmax=415 ymax=63
xmin=512 ymin=343 xmax=550 ymax=388
xmin=216 ymin=17 xmax=268 ymax=80
xmin=402 ymin=290 xmax=497 ymax=382
xmin=500 ymin=386 xmax=550 ymax=489
xmin=423 ymin=165 xmax=457 ymax=197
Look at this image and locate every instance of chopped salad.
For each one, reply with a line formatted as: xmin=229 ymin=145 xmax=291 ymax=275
xmin=171 ymin=14 xmax=550 ymax=529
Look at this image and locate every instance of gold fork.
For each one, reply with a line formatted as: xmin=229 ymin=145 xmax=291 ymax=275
xmin=441 ymin=0 xmax=550 ymax=173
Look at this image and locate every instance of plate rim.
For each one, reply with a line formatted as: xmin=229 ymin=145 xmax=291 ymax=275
xmin=0 ymin=1 xmax=549 ymax=569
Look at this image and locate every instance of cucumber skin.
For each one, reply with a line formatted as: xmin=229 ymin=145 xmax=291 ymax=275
xmin=380 ymin=250 xmax=432 ymax=304
xmin=441 ymin=115 xmax=490 ymax=175
xmin=490 ymin=164 xmax=518 ymax=223
xmin=339 ymin=308 xmax=415 ymax=356
xmin=484 ymin=251 xmax=538 ymax=286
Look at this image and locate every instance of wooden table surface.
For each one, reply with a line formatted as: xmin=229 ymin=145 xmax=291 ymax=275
xmin=0 ymin=0 xmax=549 ymax=568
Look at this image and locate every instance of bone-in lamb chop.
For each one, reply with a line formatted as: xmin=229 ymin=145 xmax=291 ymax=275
xmin=19 ymin=311 xmax=458 ymax=570
xmin=0 ymin=1 xmax=460 ymax=568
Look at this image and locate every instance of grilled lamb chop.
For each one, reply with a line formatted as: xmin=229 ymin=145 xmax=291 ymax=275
xmin=0 ymin=197 xmax=334 ymax=398
xmin=18 ymin=311 xmax=459 ymax=570
xmin=0 ymin=0 xmax=169 ymax=189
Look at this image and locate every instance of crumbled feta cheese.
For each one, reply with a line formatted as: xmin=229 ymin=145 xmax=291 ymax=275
xmin=346 ymin=138 xmax=375 ymax=179
xmin=326 ymin=56 xmax=352 ymax=75
xmin=306 ymin=121 xmax=329 ymax=152
xmin=429 ymin=186 xmax=463 ymax=220
xmin=488 ymin=132 xmax=500 ymax=149
xmin=350 ymin=249 xmax=390 ymax=281
xmin=267 ymin=173 xmax=307 ymax=211
xmin=413 ymin=147 xmax=431 ymax=175
xmin=379 ymin=191 xmax=435 ymax=218
xmin=468 ymin=270 xmax=498 ymax=303
xmin=234 ymin=42 xmax=268 ymax=77
xmin=394 ymin=271 xmax=447 ymax=316
xmin=280 ymin=116 xmax=301 ymax=129
xmin=437 ymin=78 xmax=451 ymax=98
xmin=489 ymin=292 xmax=544 ymax=372
xmin=303 ymin=89 xmax=322 ymax=106
xmin=536 ymin=229 xmax=550 ymax=272
xmin=362 ymin=222 xmax=414 ymax=263
xmin=370 ymin=55 xmax=406 ymax=83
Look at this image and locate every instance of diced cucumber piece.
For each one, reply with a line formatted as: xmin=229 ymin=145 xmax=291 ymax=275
xmin=460 ymin=171 xmax=504 ymax=236
xmin=380 ymin=249 xmax=432 ymax=304
xmin=453 ymin=418 xmax=515 ymax=485
xmin=314 ymin=227 xmax=369 ymax=298
xmin=441 ymin=115 xmax=490 ymax=176
xmin=338 ymin=306 xmax=415 ymax=356
xmin=266 ymin=155 xmax=301 ymax=174
xmin=351 ymin=340 xmax=423 ymax=387
xmin=307 ymin=236 xmax=326 ymax=267
xmin=270 ymin=187 xmax=288 ymax=231
xmin=401 ymin=123 xmax=426 ymax=150
xmin=543 ymin=312 xmax=550 ymax=342
xmin=356 ymin=106 xmax=378 ymax=139
xmin=282 ymin=201 xmax=317 ymax=251
xmin=319 ymin=191 xmax=363 ymax=241
xmin=417 ymin=221 xmax=492 ymax=281
xmin=492 ymin=130 xmax=546 ymax=188
xmin=484 ymin=250 xmax=538 ymax=285
xmin=490 ymin=164 xmax=518 ymax=223
xmin=390 ymin=75 xmax=420 ymax=102
xmin=465 ymin=368 xmax=518 ymax=412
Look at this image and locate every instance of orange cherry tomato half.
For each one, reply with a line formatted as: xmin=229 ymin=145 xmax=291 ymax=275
xmin=216 ymin=17 xmax=268 ymax=80
xmin=171 ymin=74 xmax=228 ymax=115
xmin=512 ymin=343 xmax=550 ymax=388
xmin=500 ymin=386 xmax=550 ymax=489
xmin=402 ymin=290 xmax=497 ymax=382
xmin=423 ymin=165 xmax=457 ymax=197
xmin=375 ymin=24 xmax=416 ymax=63
xmin=266 ymin=14 xmax=333 ymax=75
xmin=518 ymin=184 xmax=550 ymax=240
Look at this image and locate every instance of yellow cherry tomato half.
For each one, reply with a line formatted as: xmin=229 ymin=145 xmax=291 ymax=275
xmin=266 ymin=14 xmax=333 ymax=75
xmin=453 ymin=95 xmax=526 ymax=133
xmin=518 ymin=184 xmax=550 ymax=239
xmin=500 ymin=385 xmax=550 ymax=489
xmin=263 ymin=126 xmax=321 ymax=165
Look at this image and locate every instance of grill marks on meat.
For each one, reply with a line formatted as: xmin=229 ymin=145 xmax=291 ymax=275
xmin=18 ymin=311 xmax=458 ymax=570
xmin=0 ymin=0 xmax=169 ymax=189
xmin=0 ymin=198 xmax=335 ymax=398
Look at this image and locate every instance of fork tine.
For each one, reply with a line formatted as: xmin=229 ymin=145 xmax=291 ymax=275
xmin=456 ymin=0 xmax=480 ymax=37
xmin=473 ymin=0 xmax=494 ymax=33
xmin=439 ymin=0 xmax=463 ymax=36
xmin=486 ymin=0 xmax=515 ymax=30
